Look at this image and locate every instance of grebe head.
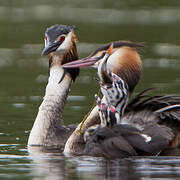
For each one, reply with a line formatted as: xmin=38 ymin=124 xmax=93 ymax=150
xmin=42 ymin=25 xmax=78 ymax=59
xmin=63 ymin=41 xmax=143 ymax=93
xmin=42 ymin=24 xmax=79 ymax=82
xmin=97 ymin=45 xmax=129 ymax=113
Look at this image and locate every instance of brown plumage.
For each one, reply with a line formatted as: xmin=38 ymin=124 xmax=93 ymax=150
xmin=63 ymin=40 xmax=143 ymax=93
xmin=63 ymin=41 xmax=144 ymax=155
xmin=109 ymin=46 xmax=142 ymax=93
xmin=92 ymin=42 xmax=143 ymax=93
xmin=64 ymin=43 xmax=180 ymax=157
xmin=82 ymin=64 xmax=180 ymax=158
xmin=83 ymin=47 xmax=180 ymax=158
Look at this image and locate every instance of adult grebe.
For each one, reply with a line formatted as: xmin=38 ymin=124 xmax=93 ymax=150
xmin=63 ymin=41 xmax=144 ymax=155
xmin=63 ymin=43 xmax=180 ymax=156
xmin=28 ymin=25 xmax=79 ymax=150
xmin=83 ymin=46 xmax=179 ymax=158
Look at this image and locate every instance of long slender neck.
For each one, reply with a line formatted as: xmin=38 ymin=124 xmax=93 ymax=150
xmin=28 ymin=61 xmax=72 ymax=147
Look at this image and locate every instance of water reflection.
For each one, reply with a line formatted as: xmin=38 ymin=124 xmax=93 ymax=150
xmin=28 ymin=152 xmax=139 ymax=180
xmin=27 ymin=152 xmax=180 ymax=180
xmin=26 ymin=146 xmax=180 ymax=179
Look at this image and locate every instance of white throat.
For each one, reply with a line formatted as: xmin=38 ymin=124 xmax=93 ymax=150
xmin=48 ymin=66 xmax=64 ymax=84
xmin=28 ymin=65 xmax=72 ymax=147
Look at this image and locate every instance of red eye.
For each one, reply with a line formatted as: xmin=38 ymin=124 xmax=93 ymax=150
xmin=44 ymin=35 xmax=47 ymax=41
xmin=59 ymin=36 xmax=65 ymax=42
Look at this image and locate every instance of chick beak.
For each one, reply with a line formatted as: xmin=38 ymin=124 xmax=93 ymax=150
xmin=62 ymin=52 xmax=106 ymax=68
xmin=41 ymin=41 xmax=62 ymax=56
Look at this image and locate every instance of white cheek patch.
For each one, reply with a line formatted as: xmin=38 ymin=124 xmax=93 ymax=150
xmin=106 ymin=50 xmax=121 ymax=72
xmin=141 ymin=134 xmax=152 ymax=143
xmin=57 ymin=32 xmax=72 ymax=52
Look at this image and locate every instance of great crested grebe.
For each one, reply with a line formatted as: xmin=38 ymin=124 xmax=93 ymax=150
xmin=28 ymin=25 xmax=79 ymax=150
xmin=63 ymin=41 xmax=144 ymax=155
xmin=83 ymin=46 xmax=179 ymax=158
xmin=63 ymin=42 xmax=180 ymax=156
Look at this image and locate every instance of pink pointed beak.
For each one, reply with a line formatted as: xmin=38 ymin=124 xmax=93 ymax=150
xmin=63 ymin=53 xmax=105 ymax=68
